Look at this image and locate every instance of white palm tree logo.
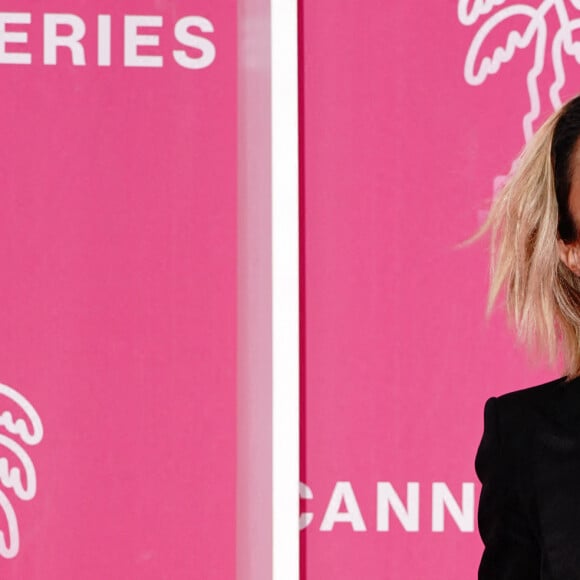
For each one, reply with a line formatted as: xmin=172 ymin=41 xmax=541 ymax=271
xmin=0 ymin=383 xmax=43 ymax=559
xmin=458 ymin=0 xmax=580 ymax=141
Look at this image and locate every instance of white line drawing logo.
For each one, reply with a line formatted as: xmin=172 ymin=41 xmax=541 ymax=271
xmin=458 ymin=0 xmax=580 ymax=141
xmin=0 ymin=383 xmax=43 ymax=559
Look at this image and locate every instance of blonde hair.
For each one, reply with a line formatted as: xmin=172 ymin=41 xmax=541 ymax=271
xmin=476 ymin=97 xmax=580 ymax=379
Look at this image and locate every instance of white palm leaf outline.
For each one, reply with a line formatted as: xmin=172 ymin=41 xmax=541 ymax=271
xmin=458 ymin=0 xmax=510 ymax=26
xmin=0 ymin=383 xmax=43 ymax=559
xmin=459 ymin=0 xmax=580 ymax=143
xmin=550 ymin=19 xmax=580 ymax=109
xmin=463 ymin=4 xmax=548 ymax=140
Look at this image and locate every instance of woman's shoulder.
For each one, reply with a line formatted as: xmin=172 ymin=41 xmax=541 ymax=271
xmin=496 ymin=375 xmax=569 ymax=405
xmin=476 ymin=376 xmax=576 ymax=481
xmin=490 ymin=374 xmax=580 ymax=433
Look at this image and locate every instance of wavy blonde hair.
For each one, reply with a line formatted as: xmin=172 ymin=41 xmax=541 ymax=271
xmin=477 ymin=96 xmax=580 ymax=379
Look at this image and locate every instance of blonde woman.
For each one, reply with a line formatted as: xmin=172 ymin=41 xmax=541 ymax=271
xmin=476 ymin=94 xmax=580 ymax=578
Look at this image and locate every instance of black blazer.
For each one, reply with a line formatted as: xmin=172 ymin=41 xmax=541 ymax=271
xmin=476 ymin=375 xmax=580 ymax=579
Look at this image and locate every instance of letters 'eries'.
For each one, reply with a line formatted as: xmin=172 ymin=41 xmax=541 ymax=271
xmin=0 ymin=13 xmax=216 ymax=69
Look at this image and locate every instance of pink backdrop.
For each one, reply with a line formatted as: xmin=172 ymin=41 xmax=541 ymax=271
xmin=0 ymin=1 xmax=237 ymax=578
xmin=300 ymin=1 xmax=579 ymax=578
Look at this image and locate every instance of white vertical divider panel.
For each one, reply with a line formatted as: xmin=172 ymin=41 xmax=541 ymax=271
xmin=237 ymin=0 xmax=273 ymax=578
xmin=271 ymin=0 xmax=300 ymax=579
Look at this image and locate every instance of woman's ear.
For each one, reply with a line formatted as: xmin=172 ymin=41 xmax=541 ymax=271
xmin=558 ymin=239 xmax=580 ymax=275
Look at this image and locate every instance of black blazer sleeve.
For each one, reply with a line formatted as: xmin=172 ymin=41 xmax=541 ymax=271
xmin=475 ymin=396 xmax=541 ymax=579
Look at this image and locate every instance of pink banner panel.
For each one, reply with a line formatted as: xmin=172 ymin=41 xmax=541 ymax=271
xmin=0 ymin=1 xmax=236 ymax=579
xmin=300 ymin=1 xmax=578 ymax=578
